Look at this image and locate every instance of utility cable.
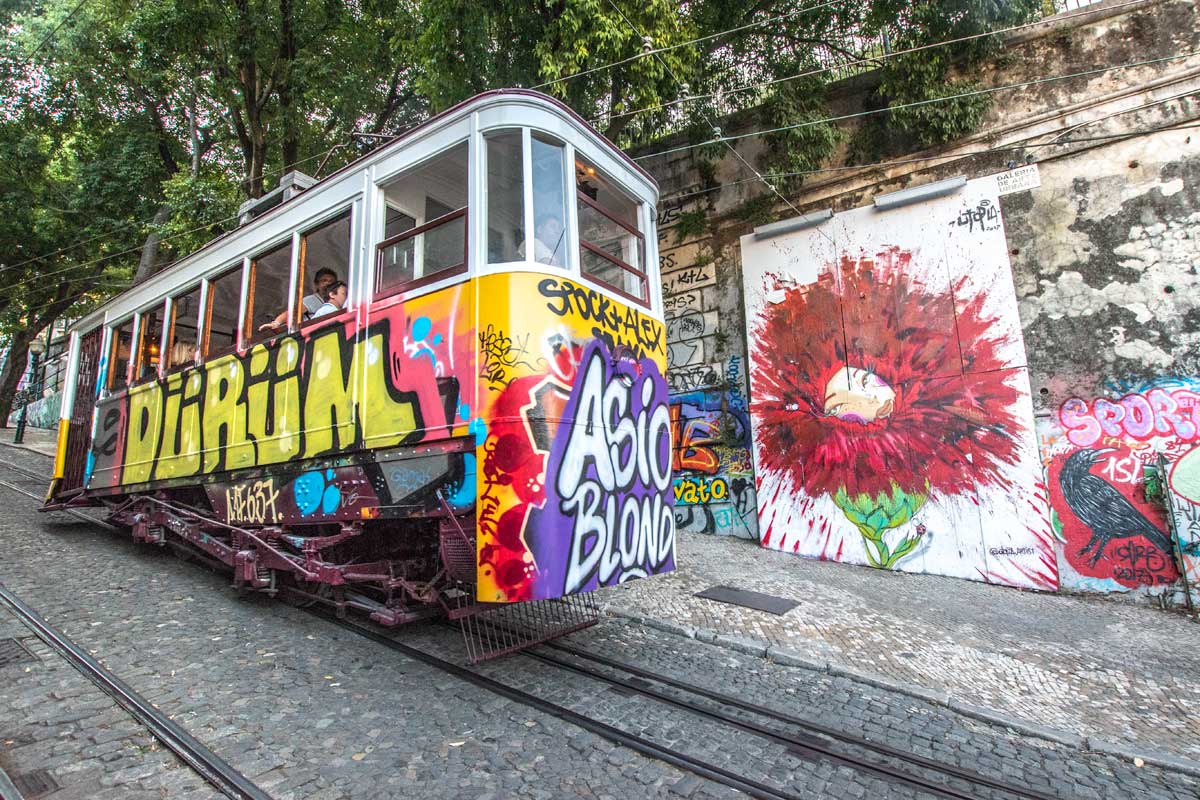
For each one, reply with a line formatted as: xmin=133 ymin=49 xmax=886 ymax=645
xmin=602 ymin=0 xmax=809 ymax=228
xmin=635 ymin=48 xmax=1200 ymax=161
xmin=593 ymin=0 xmax=1150 ymax=126
xmin=529 ymin=0 xmax=843 ymax=91
xmin=656 ymin=115 xmax=1200 ymax=205
xmin=1 ymin=139 xmax=349 ymax=277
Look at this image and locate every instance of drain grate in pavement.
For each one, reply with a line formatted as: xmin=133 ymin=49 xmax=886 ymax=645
xmin=12 ymin=768 xmax=59 ymax=798
xmin=694 ymin=585 xmax=799 ymax=615
xmin=0 ymin=637 xmax=35 ymax=669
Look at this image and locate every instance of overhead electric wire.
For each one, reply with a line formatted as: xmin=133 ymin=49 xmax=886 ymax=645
xmin=16 ymin=0 xmax=90 ymax=64
xmin=592 ymin=0 xmax=1151 ymax=126
xmin=529 ymin=0 xmax=842 ymax=91
xmin=601 ymin=0 xmax=808 ymax=224
xmin=635 ymin=48 xmax=1200 ymax=162
xmin=656 ymin=117 xmax=1200 ymax=206
xmin=3 ymin=0 xmax=1147 ymax=275
xmin=1 ymin=140 xmax=349 ymax=277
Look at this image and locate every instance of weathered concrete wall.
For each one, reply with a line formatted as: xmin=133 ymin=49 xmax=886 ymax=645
xmin=7 ymin=391 xmax=62 ymax=430
xmin=644 ymin=0 xmax=1200 ymax=600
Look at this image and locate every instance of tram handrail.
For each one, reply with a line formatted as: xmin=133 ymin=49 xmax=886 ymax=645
xmin=374 ymin=206 xmax=468 ymax=298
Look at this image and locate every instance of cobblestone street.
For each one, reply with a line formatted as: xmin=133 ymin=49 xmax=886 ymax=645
xmin=2 ymin=434 xmax=1199 ymax=799
xmin=604 ymin=531 xmax=1200 ymax=765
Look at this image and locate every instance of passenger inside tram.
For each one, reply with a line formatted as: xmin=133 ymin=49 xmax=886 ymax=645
xmin=258 ymin=267 xmax=337 ymax=332
xmin=312 ymin=281 xmax=347 ymax=318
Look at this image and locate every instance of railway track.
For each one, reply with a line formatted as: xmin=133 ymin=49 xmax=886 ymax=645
xmin=0 ymin=450 xmax=1059 ymax=800
xmin=0 ymin=584 xmax=273 ymax=800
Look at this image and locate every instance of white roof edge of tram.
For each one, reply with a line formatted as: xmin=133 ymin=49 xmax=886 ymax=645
xmin=70 ymin=88 xmax=660 ymax=335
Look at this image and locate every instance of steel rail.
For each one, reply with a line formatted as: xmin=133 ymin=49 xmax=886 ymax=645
xmin=0 ymin=454 xmax=1051 ymax=799
xmin=0 ymin=585 xmax=274 ymax=800
xmin=524 ymin=648 xmax=984 ymax=800
xmin=534 ymin=644 xmax=1062 ymax=800
xmin=316 ymin=611 xmax=809 ymax=800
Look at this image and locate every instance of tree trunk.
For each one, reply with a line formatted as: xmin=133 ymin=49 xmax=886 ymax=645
xmin=0 ymin=330 xmax=33 ymax=428
xmin=133 ymin=205 xmax=174 ymax=283
xmin=278 ymin=0 xmax=299 ymax=172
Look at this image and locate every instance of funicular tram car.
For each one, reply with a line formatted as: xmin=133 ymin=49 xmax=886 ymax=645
xmin=43 ymin=90 xmax=677 ymax=656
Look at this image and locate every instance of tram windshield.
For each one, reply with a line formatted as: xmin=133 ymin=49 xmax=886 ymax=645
xmin=576 ymin=156 xmax=646 ymax=303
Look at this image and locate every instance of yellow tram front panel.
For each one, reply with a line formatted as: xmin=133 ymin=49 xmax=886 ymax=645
xmin=473 ymin=270 xmax=675 ymax=603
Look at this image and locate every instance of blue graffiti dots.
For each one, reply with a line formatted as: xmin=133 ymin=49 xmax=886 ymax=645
xmin=410 ymin=316 xmax=441 ymax=368
xmin=468 ymin=417 xmax=488 ymax=446
xmin=446 ymin=453 xmax=476 ymax=509
xmin=458 ymin=402 xmax=470 ymax=421
xmin=294 ymin=470 xmax=343 ymax=517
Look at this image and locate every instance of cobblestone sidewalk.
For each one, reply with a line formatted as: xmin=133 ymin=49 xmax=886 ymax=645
xmin=1 ymin=426 xmax=58 ymax=459
xmin=602 ymin=532 xmax=1200 ymax=764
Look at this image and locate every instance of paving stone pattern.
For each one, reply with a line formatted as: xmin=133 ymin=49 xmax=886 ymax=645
xmin=604 ymin=531 xmax=1200 ymax=762
xmin=2 ymin=441 xmax=1197 ymax=799
xmin=0 ymin=606 xmax=224 ymax=800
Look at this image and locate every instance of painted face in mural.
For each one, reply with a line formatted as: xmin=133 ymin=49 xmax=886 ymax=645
xmin=823 ymin=366 xmax=895 ymax=424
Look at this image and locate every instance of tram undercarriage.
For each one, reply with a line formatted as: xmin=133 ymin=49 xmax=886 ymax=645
xmin=86 ymin=489 xmax=598 ymax=662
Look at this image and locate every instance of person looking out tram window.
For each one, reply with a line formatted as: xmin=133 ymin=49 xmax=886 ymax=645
xmin=259 ymin=267 xmax=337 ymax=332
xmin=312 ymin=281 xmax=347 ymax=318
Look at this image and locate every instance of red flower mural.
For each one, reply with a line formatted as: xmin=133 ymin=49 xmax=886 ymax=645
xmin=751 ymin=247 xmax=1027 ymax=568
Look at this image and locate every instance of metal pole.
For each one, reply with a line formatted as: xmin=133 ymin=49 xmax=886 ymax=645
xmin=13 ymin=350 xmax=39 ymax=445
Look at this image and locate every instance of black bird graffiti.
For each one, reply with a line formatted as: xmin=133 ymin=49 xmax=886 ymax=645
xmin=1058 ymin=448 xmax=1173 ymax=566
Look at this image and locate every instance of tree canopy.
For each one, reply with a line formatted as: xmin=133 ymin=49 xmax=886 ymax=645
xmin=0 ymin=0 xmax=1044 ymax=419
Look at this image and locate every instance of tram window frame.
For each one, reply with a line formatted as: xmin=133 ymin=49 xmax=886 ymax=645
xmin=374 ymin=141 xmax=469 ymax=302
xmin=131 ymin=302 xmax=167 ymax=386
xmin=163 ymin=284 xmax=203 ymax=374
xmin=529 ymin=131 xmax=571 ymax=269
xmin=574 ymin=157 xmax=648 ymax=307
xmin=243 ymin=238 xmax=296 ymax=347
xmin=106 ymin=316 xmax=136 ymax=393
xmin=201 ymin=263 xmax=245 ymax=359
xmin=297 ymin=209 xmax=354 ymax=329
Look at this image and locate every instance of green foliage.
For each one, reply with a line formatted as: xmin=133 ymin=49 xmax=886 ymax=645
xmin=673 ymin=209 xmax=708 ymax=244
xmin=850 ymin=0 xmax=1043 ymax=161
xmin=731 ymin=194 xmax=777 ymax=227
xmin=0 ymin=0 xmax=1052 ymax=334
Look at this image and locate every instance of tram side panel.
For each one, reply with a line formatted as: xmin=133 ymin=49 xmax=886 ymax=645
xmin=82 ymin=282 xmax=479 ymax=526
xmin=473 ymin=271 xmax=676 ymax=604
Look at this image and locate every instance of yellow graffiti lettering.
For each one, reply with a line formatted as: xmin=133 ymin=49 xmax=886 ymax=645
xmin=225 ymin=478 xmax=280 ymax=524
xmin=203 ymin=357 xmax=254 ymax=472
xmin=156 ymin=371 xmax=202 ymax=479
xmin=302 ymin=333 xmax=357 ymax=457
xmin=122 ymin=383 xmax=164 ymax=484
xmin=270 ymin=341 xmax=301 ymax=462
xmin=359 ymin=333 xmax=419 ymax=448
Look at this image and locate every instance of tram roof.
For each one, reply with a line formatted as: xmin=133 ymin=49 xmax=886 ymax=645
xmin=70 ymin=89 xmax=659 ymax=334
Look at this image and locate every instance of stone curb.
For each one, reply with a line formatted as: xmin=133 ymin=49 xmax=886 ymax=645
xmin=602 ymin=606 xmax=1200 ymax=779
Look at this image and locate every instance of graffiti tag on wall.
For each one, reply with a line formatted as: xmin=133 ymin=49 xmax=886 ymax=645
xmin=1044 ymin=380 xmax=1200 ymax=592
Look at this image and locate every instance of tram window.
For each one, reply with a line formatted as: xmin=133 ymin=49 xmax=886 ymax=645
xmin=299 ymin=212 xmax=352 ymax=323
xmin=204 ymin=266 xmax=242 ymax=357
xmin=244 ymin=241 xmax=293 ymax=345
xmin=376 ymin=142 xmax=467 ymax=297
xmin=165 ymin=285 xmax=202 ymax=371
xmin=134 ymin=305 xmax=165 ymax=383
xmin=108 ymin=318 xmax=135 ymax=391
xmin=530 ymin=134 xmax=568 ymax=267
xmin=575 ymin=157 xmax=647 ymax=304
xmin=486 ymin=130 xmax=523 ymax=264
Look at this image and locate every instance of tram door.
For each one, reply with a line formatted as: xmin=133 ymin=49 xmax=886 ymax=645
xmin=58 ymin=329 xmax=102 ymax=494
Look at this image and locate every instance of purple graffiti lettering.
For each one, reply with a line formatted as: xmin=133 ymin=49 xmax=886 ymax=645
xmin=536 ymin=341 xmax=675 ymax=595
